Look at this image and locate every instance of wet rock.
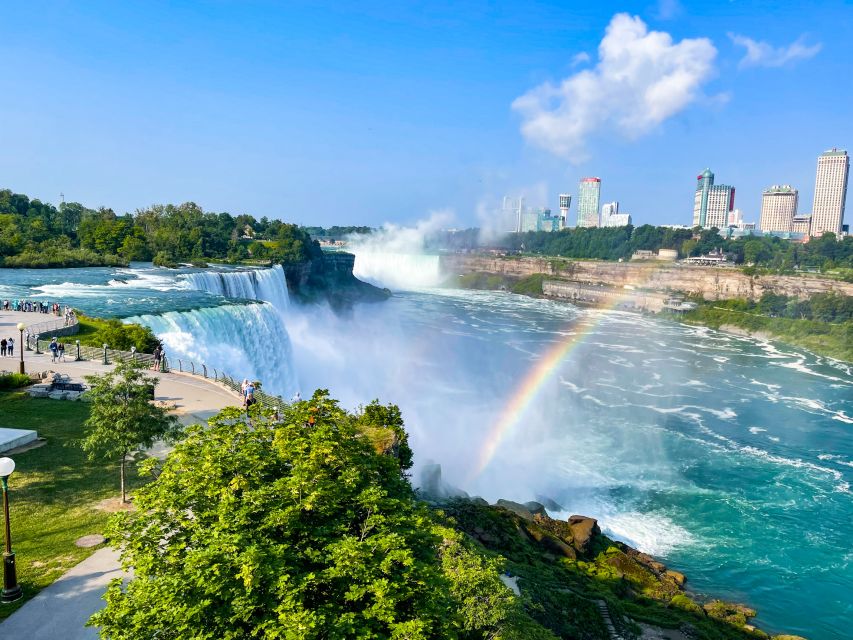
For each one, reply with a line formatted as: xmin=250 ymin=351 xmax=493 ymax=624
xmin=524 ymin=501 xmax=547 ymax=516
xmin=665 ymin=569 xmax=686 ymax=586
xmin=495 ymin=499 xmax=535 ymax=521
xmin=703 ymin=600 xmax=756 ymax=626
xmin=419 ymin=463 xmax=469 ymax=499
xmin=567 ymin=515 xmax=600 ymax=552
xmin=534 ymin=495 xmax=565 ymax=512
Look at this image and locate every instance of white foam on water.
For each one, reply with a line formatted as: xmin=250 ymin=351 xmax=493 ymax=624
xmin=551 ymin=507 xmax=697 ymax=557
xmin=749 ymin=427 xmax=767 ymax=434
xmin=818 ymin=454 xmax=853 ymax=469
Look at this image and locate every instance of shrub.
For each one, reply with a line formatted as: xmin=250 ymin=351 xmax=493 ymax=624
xmin=0 ymin=373 xmax=32 ymax=389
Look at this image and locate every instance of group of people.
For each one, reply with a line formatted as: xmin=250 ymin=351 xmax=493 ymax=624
xmin=0 ymin=337 xmax=15 ymax=357
xmin=48 ymin=337 xmax=67 ymax=363
xmin=2 ymin=299 xmax=67 ymax=315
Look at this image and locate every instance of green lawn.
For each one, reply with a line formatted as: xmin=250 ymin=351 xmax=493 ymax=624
xmin=0 ymin=392 xmax=141 ymax=619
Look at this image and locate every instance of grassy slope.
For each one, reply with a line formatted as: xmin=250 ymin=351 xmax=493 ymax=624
xmin=0 ymin=392 xmax=141 ymax=619
xmin=681 ymin=305 xmax=853 ymax=362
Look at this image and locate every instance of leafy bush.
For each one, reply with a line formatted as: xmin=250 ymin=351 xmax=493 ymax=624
xmin=76 ymin=314 xmax=159 ymax=353
xmin=0 ymin=373 xmax=31 ymax=389
xmin=152 ymin=252 xmax=178 ymax=268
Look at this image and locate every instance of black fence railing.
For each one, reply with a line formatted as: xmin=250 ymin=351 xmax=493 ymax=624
xmin=24 ymin=312 xmax=287 ymax=410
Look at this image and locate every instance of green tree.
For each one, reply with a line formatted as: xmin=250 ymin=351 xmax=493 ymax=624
xmin=81 ymin=360 xmax=182 ymax=503
xmin=90 ymin=393 xmax=546 ymax=639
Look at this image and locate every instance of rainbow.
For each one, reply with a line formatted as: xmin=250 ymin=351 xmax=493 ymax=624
xmin=468 ymin=285 xmax=641 ymax=481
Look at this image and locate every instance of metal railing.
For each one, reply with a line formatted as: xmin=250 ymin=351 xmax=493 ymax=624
xmin=25 ymin=316 xmax=79 ymax=350
xmin=24 ymin=311 xmax=288 ymax=410
xmin=169 ymin=357 xmax=286 ymax=408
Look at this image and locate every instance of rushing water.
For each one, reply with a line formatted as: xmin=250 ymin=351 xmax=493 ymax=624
xmin=1 ymin=262 xmax=851 ymax=638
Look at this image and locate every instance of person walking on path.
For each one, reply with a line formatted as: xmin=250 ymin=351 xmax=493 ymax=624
xmin=1 ymin=338 xmax=6 ymax=357
xmin=7 ymin=336 xmax=13 ymax=358
xmin=244 ymin=381 xmax=256 ymax=412
xmin=152 ymin=345 xmax=162 ymax=370
xmin=49 ymin=337 xmax=59 ymax=363
xmin=58 ymin=342 xmax=66 ymax=362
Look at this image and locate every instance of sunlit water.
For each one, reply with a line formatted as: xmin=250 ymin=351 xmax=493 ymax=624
xmin=1 ymin=263 xmax=851 ymax=638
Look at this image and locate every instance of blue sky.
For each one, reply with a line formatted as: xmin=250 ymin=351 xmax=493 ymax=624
xmin=1 ymin=1 xmax=850 ymax=228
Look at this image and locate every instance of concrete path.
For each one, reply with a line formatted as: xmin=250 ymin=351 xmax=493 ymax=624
xmin=0 ymin=549 xmax=123 ymax=640
xmin=0 ymin=308 xmax=240 ymax=425
xmin=0 ymin=309 xmax=243 ymax=639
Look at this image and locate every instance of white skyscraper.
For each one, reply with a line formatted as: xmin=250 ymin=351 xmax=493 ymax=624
xmin=760 ymin=185 xmax=798 ymax=233
xmin=692 ymin=169 xmax=735 ymax=229
xmin=558 ymin=194 xmax=571 ymax=229
xmin=811 ymin=148 xmax=849 ymax=236
xmin=577 ymin=178 xmax=601 ymax=228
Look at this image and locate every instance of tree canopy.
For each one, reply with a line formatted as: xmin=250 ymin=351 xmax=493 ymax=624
xmin=0 ymin=189 xmax=322 ymax=268
xmin=81 ymin=360 xmax=183 ymax=502
xmin=90 ymin=392 xmax=551 ymax=639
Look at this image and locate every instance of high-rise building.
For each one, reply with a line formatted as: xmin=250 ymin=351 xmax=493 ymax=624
xmin=577 ymin=178 xmax=601 ymax=228
xmin=600 ymin=201 xmax=631 ymax=227
xmin=558 ymin=194 xmax=571 ymax=229
xmin=791 ymin=214 xmax=812 ymax=236
xmin=502 ymin=196 xmax=525 ymax=233
xmin=760 ymin=185 xmax=798 ymax=233
xmin=521 ymin=208 xmax=559 ymax=232
xmin=692 ymin=169 xmax=735 ymax=229
xmin=811 ymin=148 xmax=849 ymax=236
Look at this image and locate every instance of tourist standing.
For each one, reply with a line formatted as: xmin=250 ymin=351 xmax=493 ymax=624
xmin=152 ymin=345 xmax=162 ymax=370
xmin=7 ymin=337 xmax=13 ymax=357
xmin=1 ymin=338 xmax=6 ymax=357
xmin=58 ymin=342 xmax=66 ymax=362
xmin=49 ymin=337 xmax=59 ymax=363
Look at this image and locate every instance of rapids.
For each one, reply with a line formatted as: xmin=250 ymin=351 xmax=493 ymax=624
xmin=1 ymin=261 xmax=850 ymax=638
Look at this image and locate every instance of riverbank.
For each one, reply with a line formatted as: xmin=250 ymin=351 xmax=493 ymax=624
xmin=677 ymin=304 xmax=853 ymax=362
xmin=446 ymin=255 xmax=853 ymax=362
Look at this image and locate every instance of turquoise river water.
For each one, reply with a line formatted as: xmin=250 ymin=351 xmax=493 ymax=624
xmin=0 ymin=262 xmax=850 ymax=638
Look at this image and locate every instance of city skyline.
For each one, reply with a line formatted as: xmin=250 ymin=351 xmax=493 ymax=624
xmin=1 ymin=2 xmax=851 ymax=229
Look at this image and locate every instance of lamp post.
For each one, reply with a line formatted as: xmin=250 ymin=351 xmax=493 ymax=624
xmin=16 ymin=323 xmax=25 ymax=376
xmin=0 ymin=457 xmax=22 ymax=603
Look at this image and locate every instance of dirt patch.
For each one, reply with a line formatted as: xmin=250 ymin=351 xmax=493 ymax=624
xmin=94 ymin=497 xmax=137 ymax=513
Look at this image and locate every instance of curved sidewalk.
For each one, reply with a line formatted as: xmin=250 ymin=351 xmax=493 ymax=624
xmin=0 ymin=309 xmax=240 ymax=424
xmin=0 ymin=309 xmax=243 ymax=639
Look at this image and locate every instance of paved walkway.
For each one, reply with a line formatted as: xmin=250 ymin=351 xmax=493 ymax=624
xmin=0 ymin=309 xmax=239 ymax=425
xmin=0 ymin=309 xmax=243 ymax=639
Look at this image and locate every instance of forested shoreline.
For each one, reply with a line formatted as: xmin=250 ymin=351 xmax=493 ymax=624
xmin=0 ymin=189 xmax=321 ymax=268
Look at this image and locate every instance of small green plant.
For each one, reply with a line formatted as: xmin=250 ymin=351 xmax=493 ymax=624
xmin=0 ymin=373 xmax=31 ymax=389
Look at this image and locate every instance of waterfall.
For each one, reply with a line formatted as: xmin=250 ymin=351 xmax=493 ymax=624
xmin=183 ymin=265 xmax=290 ymax=310
xmin=127 ymin=303 xmax=298 ymax=399
xmin=351 ymin=252 xmax=443 ymax=290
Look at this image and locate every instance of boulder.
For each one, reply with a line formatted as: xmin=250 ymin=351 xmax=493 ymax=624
xmin=534 ymin=495 xmax=565 ymax=512
xmin=567 ymin=515 xmax=600 ymax=553
xmin=420 ymin=463 xmax=442 ymax=497
xmin=27 ymin=389 xmax=49 ymax=398
xmin=65 ymin=391 xmax=81 ymax=402
xmin=665 ymin=569 xmax=686 ymax=587
xmin=495 ymin=499 xmax=535 ymax=521
xmin=48 ymin=391 xmax=68 ymax=400
xmin=523 ymin=501 xmax=548 ymax=517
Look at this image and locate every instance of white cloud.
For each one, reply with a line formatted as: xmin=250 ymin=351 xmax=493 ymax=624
xmin=571 ymin=52 xmax=591 ymax=67
xmin=729 ymin=33 xmax=822 ymax=68
xmin=512 ymin=13 xmax=717 ymax=162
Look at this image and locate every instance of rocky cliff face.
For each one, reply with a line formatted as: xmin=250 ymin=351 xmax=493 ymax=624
xmin=282 ymin=252 xmax=390 ymax=309
xmin=442 ymin=255 xmax=853 ymax=301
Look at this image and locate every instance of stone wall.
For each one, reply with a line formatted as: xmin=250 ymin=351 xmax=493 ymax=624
xmin=441 ymin=255 xmax=853 ymax=301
